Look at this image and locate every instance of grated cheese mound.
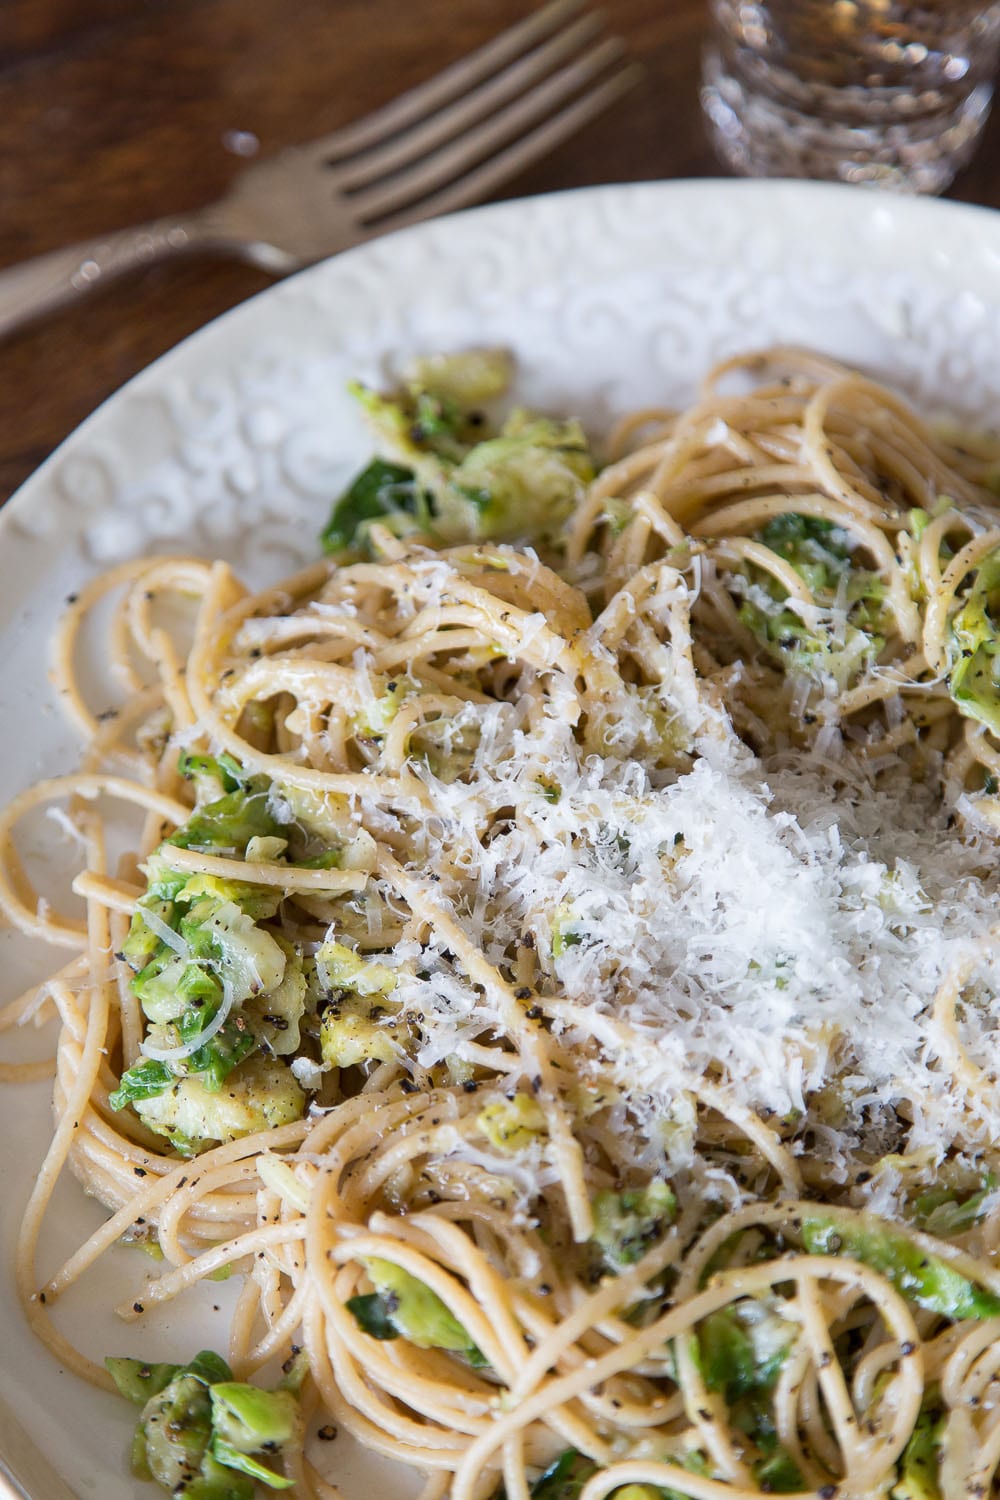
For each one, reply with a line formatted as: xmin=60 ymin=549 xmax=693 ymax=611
xmin=385 ymin=670 xmax=1000 ymax=1199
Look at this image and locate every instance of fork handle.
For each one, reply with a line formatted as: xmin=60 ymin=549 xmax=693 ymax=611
xmin=0 ymin=213 xmax=213 ymax=341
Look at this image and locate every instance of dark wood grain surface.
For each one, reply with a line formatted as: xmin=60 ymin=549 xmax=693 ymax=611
xmin=2 ymin=0 xmax=1000 ymax=504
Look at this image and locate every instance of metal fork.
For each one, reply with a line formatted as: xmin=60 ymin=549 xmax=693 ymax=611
xmin=0 ymin=0 xmax=638 ymax=342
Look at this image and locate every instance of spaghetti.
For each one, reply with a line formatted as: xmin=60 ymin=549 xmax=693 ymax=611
xmin=6 ymin=347 xmax=1000 ymax=1498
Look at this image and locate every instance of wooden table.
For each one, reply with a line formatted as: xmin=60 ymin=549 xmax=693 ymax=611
xmin=2 ymin=0 xmax=1000 ymax=505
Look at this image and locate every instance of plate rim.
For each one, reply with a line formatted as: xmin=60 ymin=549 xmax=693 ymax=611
xmin=5 ymin=175 xmax=1000 ymax=539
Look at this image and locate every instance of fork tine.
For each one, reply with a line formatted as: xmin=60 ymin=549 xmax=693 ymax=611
xmin=350 ymin=39 xmax=630 ymax=224
xmin=309 ymin=0 xmax=590 ymax=164
xmin=334 ymin=12 xmax=607 ymax=193
xmin=363 ymin=64 xmax=641 ymax=239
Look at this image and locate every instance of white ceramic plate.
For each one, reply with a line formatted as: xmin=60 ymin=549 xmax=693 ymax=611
xmin=5 ymin=178 xmax=1000 ymax=1499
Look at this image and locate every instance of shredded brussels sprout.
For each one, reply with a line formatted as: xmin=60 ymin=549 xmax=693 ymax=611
xmin=106 ymin=1352 xmax=299 ymax=1497
xmin=321 ymin=350 xmax=595 ymax=554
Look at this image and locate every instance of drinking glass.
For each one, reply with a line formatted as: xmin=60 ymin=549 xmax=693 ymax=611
xmin=702 ymin=0 xmax=1000 ymax=194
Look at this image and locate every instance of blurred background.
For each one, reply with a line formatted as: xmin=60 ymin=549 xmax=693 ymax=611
xmin=3 ymin=0 xmax=1000 ymax=503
